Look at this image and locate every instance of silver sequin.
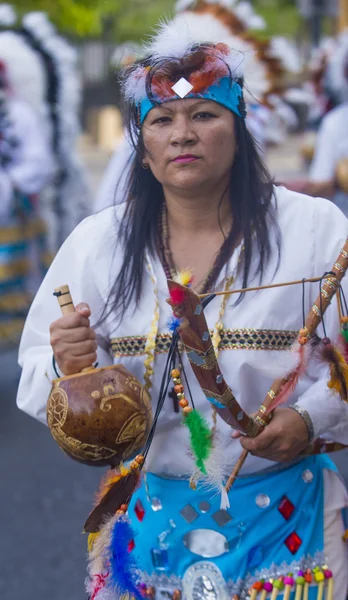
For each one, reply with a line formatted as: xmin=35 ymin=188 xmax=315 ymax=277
xmin=302 ymin=469 xmax=314 ymax=483
xmin=216 ymin=374 xmax=223 ymax=384
xmin=183 ymin=529 xmax=229 ymax=558
xmin=151 ymin=497 xmax=163 ymax=511
xmin=255 ymin=494 xmax=270 ymax=508
xmin=202 ymin=331 xmax=210 ymax=342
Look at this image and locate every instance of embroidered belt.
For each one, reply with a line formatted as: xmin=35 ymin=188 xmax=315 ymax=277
xmin=110 ymin=329 xmax=297 ymax=357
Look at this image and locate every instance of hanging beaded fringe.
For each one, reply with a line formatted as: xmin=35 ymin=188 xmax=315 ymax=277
xmin=248 ymin=567 xmax=333 ymax=600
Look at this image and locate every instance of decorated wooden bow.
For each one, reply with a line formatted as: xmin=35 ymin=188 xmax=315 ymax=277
xmin=168 ymin=238 xmax=348 ymax=492
xmin=167 ymin=279 xmax=262 ymax=438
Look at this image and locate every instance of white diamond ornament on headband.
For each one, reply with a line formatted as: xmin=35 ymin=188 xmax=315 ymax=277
xmin=171 ymin=77 xmax=194 ymax=98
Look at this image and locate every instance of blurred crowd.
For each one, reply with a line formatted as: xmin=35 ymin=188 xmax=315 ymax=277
xmin=1 ymin=0 xmax=348 ymax=350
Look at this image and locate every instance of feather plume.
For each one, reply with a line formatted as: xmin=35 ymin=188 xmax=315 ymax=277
xmin=86 ymin=572 xmax=109 ymax=600
xmin=320 ymin=339 xmax=348 ymax=402
xmin=169 ymin=287 xmax=185 ymax=305
xmin=88 ymin=515 xmax=117 ymax=576
xmin=94 ymin=467 xmax=129 ymax=506
xmin=201 ymin=434 xmax=230 ymax=509
xmin=147 ymin=16 xmax=245 ymax=79
xmin=184 ymin=409 xmax=213 ymax=474
xmin=269 ymin=342 xmax=310 ymax=411
xmin=122 ymin=65 xmax=148 ymax=102
xmin=88 ymin=532 xmax=100 ymax=553
xmin=84 ymin=470 xmax=140 ymax=533
xmin=174 ymin=270 xmax=194 ymax=287
xmin=168 ymin=315 xmax=182 ymax=332
xmin=107 ymin=516 xmax=142 ymax=600
xmin=0 ymin=4 xmax=16 ymax=26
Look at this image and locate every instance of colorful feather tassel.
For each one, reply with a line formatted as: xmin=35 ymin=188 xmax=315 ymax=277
xmin=169 ymin=286 xmax=185 ymax=305
xmin=184 ymin=409 xmax=213 ymax=474
xmin=107 ymin=515 xmax=142 ymax=600
xmin=87 ymin=513 xmax=141 ymax=600
xmin=320 ymin=337 xmax=348 ymax=402
xmin=174 ymin=270 xmax=194 ymax=287
xmin=84 ymin=458 xmax=143 ymax=533
xmin=167 ymin=315 xmax=182 ymax=333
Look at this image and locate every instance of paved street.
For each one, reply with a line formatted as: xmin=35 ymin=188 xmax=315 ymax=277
xmin=1 ymin=137 xmax=347 ymax=600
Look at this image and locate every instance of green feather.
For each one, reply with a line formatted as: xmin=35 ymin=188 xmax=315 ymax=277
xmin=184 ymin=410 xmax=212 ymax=474
xmin=341 ymin=328 xmax=348 ymax=343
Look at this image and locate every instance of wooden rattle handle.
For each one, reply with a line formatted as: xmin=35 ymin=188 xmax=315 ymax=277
xmin=53 ymin=284 xmax=95 ymax=373
xmin=54 ymin=285 xmax=75 ymax=315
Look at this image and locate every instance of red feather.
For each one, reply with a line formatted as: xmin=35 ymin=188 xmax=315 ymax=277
xmin=169 ymin=287 xmax=185 ymax=305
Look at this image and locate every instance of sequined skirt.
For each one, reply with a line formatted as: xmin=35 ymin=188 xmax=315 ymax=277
xmin=127 ymin=455 xmax=335 ymax=600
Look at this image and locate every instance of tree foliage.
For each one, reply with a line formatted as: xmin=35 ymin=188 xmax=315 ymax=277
xmin=11 ymin=0 xmax=175 ymax=39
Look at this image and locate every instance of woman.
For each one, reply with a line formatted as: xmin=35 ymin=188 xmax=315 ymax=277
xmin=17 ymin=24 xmax=348 ymax=600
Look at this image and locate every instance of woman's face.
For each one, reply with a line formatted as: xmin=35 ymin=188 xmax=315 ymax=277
xmin=142 ymin=98 xmax=237 ymax=195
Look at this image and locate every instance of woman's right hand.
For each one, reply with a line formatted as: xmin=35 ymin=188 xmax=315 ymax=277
xmin=49 ymin=303 xmax=98 ymax=375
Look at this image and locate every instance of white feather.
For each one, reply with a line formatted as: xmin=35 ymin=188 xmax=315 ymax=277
xmin=148 ymin=15 xmax=245 ymax=78
xmin=0 ymin=3 xmax=16 ymax=25
xmin=88 ymin=515 xmax=117 ymax=576
xmin=201 ymin=434 xmax=231 ymax=510
xmin=22 ymin=11 xmax=56 ymax=40
xmin=146 ymin=18 xmax=195 ymax=58
xmin=123 ymin=66 xmax=147 ymax=103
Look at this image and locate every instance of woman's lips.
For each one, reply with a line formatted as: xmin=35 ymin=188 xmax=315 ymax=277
xmin=172 ymin=155 xmax=199 ymax=163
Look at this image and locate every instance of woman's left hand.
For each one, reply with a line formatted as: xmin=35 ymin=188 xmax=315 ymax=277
xmin=240 ymin=407 xmax=310 ymax=462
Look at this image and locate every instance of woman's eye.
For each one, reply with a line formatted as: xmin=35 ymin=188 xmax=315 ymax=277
xmin=152 ymin=116 xmax=171 ymax=124
xmin=194 ymin=112 xmax=216 ymax=120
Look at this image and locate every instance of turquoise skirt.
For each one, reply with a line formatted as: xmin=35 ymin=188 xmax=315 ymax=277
xmin=127 ymin=455 xmax=335 ymax=599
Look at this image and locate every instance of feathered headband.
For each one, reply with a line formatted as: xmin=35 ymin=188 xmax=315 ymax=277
xmin=122 ymin=22 xmax=246 ymax=126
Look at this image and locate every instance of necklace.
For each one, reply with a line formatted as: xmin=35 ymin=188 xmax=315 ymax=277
xmin=159 ymin=203 xmax=233 ymax=295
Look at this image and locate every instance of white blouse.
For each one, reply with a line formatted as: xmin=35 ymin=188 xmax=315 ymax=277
xmin=17 ymin=186 xmax=348 ymax=482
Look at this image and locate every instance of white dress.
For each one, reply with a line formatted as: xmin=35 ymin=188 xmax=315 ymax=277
xmin=17 ymin=186 xmax=348 ymax=592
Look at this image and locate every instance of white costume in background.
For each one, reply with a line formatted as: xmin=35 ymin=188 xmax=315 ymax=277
xmin=0 ymin=97 xmax=54 ymax=224
xmin=0 ymin=95 xmax=54 ymax=347
xmin=309 ymin=103 xmax=348 ymax=216
xmin=17 ymin=187 xmax=348 ymax=591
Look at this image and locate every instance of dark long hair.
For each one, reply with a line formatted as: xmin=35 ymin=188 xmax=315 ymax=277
xmin=102 ymin=49 xmax=280 ymax=322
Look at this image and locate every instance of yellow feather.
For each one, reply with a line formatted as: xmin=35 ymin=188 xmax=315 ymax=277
xmin=174 ymin=270 xmax=193 ymax=286
xmin=327 ymin=347 xmax=348 ymax=402
xmin=95 ymin=465 xmax=130 ymax=504
xmin=87 ymin=532 xmax=100 ymax=553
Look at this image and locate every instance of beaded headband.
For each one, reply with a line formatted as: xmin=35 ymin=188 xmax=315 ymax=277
xmin=122 ymin=23 xmax=247 ymax=126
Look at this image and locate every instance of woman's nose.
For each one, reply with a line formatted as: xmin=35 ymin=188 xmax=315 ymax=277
xmin=170 ymin=116 xmax=197 ymax=146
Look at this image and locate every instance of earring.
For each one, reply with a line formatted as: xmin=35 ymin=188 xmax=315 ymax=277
xmin=142 ymin=160 xmax=149 ymax=170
